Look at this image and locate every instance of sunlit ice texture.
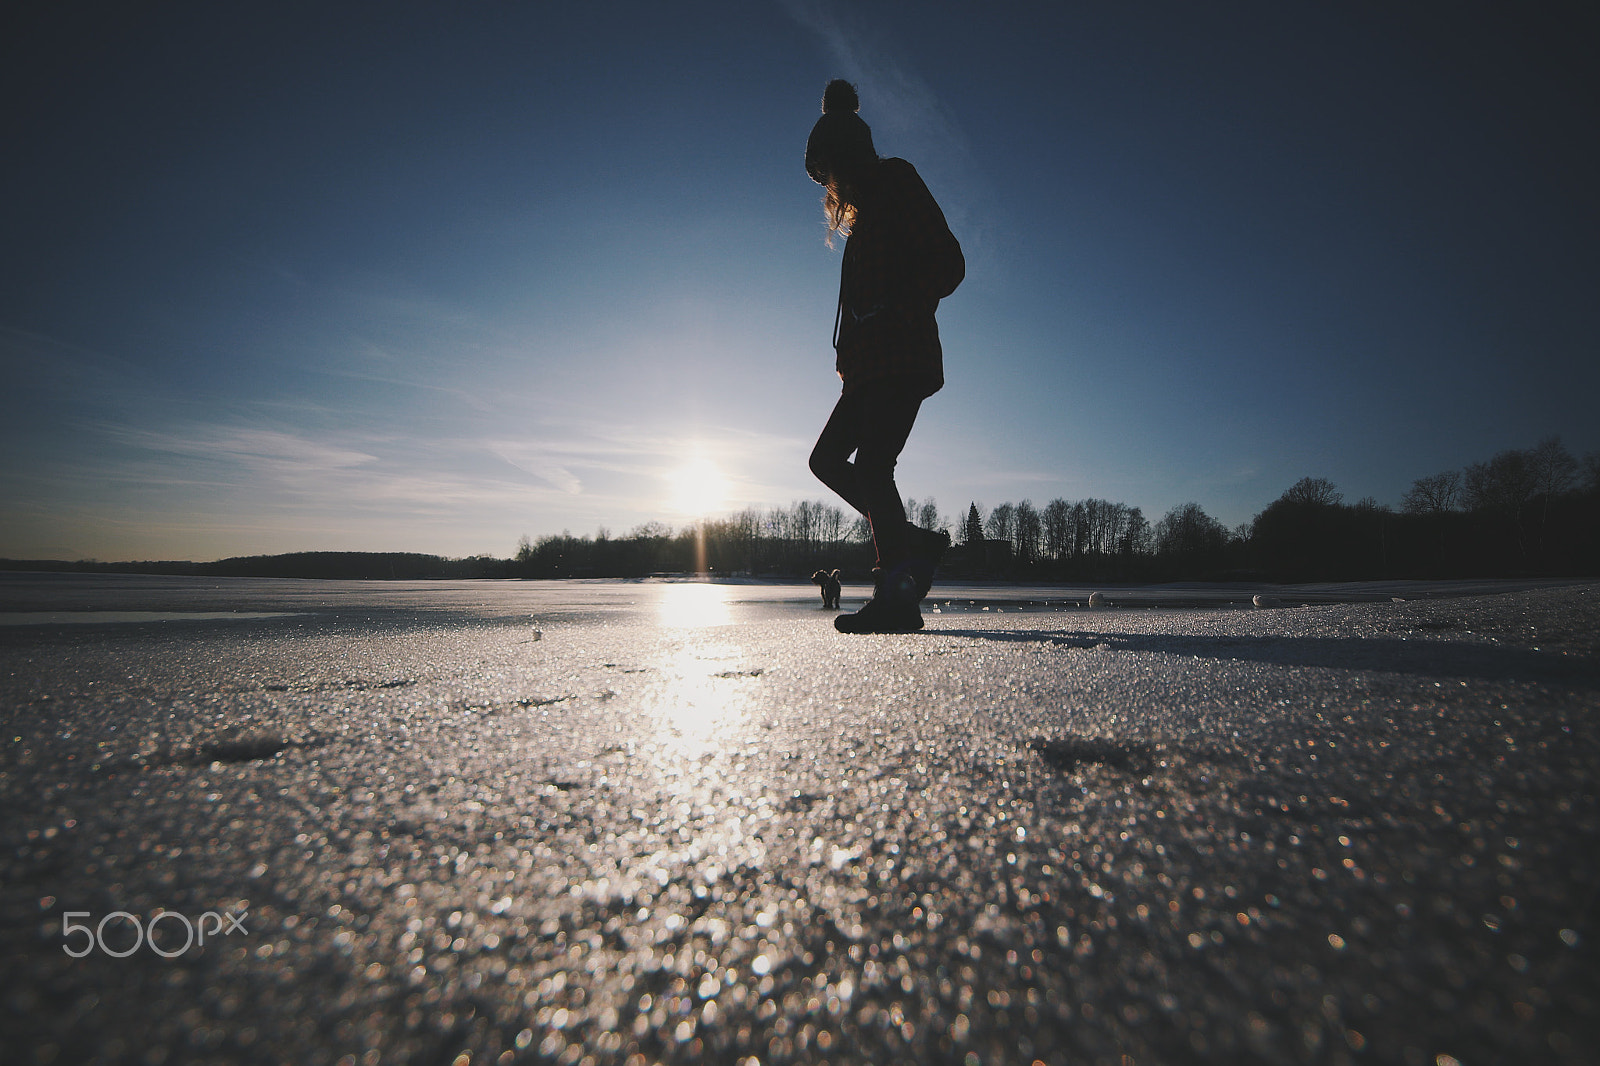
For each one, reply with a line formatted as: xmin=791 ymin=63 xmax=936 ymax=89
xmin=656 ymin=581 xmax=737 ymax=630
xmin=3 ymin=573 xmax=1597 ymax=1063
xmin=651 ymin=583 xmax=751 ymax=750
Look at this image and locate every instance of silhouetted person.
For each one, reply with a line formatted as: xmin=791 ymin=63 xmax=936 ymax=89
xmin=804 ymin=79 xmax=964 ymax=633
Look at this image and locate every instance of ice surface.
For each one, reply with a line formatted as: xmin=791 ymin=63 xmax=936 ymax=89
xmin=2 ymin=574 xmax=1596 ymax=1064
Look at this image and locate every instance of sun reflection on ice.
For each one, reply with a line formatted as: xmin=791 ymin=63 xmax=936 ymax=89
xmin=655 ymin=647 xmax=747 ymax=742
xmin=649 ymin=584 xmax=753 ymax=753
xmin=657 ymin=582 xmax=734 ymax=630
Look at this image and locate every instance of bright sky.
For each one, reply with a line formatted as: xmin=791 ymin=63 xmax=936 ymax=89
xmin=3 ymin=2 xmax=1596 ymax=561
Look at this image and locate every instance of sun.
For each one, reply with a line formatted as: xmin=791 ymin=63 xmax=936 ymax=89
xmin=666 ymin=457 xmax=729 ymax=517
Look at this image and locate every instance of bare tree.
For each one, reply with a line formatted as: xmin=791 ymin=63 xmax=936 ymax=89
xmin=1070 ymin=501 xmax=1088 ymax=559
xmin=1015 ymin=499 xmax=1041 ymax=564
xmin=1281 ymin=476 xmax=1343 ymax=507
xmin=794 ymin=500 xmax=820 ymax=556
xmin=1083 ymin=498 xmax=1107 ymax=554
xmin=1042 ymin=499 xmax=1072 ymax=562
xmin=1154 ymin=502 xmax=1228 ymax=565
xmin=1529 ymin=437 xmax=1579 ymax=553
xmin=818 ymin=503 xmax=845 ymax=548
xmin=1464 ymin=450 xmax=1538 ymax=514
xmin=1086 ymin=498 xmax=1133 ymax=555
xmin=1530 ymin=436 xmax=1578 ymax=499
xmin=1120 ymin=507 xmax=1151 ymax=556
xmin=731 ymin=508 xmax=761 ymax=571
xmin=1464 ymin=447 xmax=1541 ymax=557
xmin=1400 ymin=471 xmax=1460 ymax=569
xmin=764 ymin=506 xmax=788 ymax=544
xmin=986 ymin=502 xmax=1015 ymax=544
xmin=1401 ymin=471 xmax=1460 ymax=515
xmin=1110 ymin=502 xmax=1134 ymax=553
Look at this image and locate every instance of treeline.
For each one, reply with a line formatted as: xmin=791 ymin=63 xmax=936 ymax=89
xmin=512 ymin=437 xmax=1597 ymax=582
xmin=1247 ymin=437 xmax=1598 ymax=580
xmin=963 ymin=437 xmax=1598 ymax=581
xmin=511 ymin=495 xmax=1210 ymax=581
xmin=952 ymin=498 xmax=1155 ymax=579
xmin=512 ymin=505 xmax=877 ymax=578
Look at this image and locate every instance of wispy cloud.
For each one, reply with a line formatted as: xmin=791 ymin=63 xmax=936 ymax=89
xmin=2 ymin=306 xmax=830 ymax=557
xmin=779 ymin=0 xmax=969 ymax=161
xmin=57 ymin=411 xmax=809 ymax=523
xmin=487 ymin=441 xmax=584 ymax=495
xmin=101 ymin=424 xmax=379 ymax=477
xmin=486 ymin=417 xmax=814 ymax=504
xmin=777 ymin=0 xmax=991 ymax=275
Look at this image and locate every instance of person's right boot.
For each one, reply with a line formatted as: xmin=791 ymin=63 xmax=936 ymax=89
xmin=834 ymin=567 xmax=923 ymax=634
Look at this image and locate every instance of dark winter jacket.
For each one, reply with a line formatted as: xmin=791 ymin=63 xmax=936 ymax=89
xmin=833 ymin=157 xmax=964 ymax=396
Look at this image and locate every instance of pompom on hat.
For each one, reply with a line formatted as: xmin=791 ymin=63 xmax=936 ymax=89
xmin=821 ymin=78 xmax=858 ymax=114
xmin=806 ymin=79 xmax=876 ymax=185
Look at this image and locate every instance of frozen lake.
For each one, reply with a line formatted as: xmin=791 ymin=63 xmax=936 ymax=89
xmin=0 ymin=569 xmax=1583 ymax=616
xmin=2 ymin=573 xmax=1596 ymax=1064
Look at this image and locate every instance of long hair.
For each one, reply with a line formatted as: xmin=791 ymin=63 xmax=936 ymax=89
xmin=823 ymin=182 xmax=857 ymax=245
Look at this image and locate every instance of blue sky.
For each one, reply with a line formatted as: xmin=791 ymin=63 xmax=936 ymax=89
xmin=3 ymin=1 xmax=1596 ymax=561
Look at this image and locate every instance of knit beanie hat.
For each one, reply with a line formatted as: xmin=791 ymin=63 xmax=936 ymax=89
xmin=805 ymin=80 xmax=876 ymax=185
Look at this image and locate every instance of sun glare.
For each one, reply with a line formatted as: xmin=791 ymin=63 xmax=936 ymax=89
xmin=657 ymin=582 xmax=733 ymax=629
xmin=666 ymin=457 xmax=728 ymax=517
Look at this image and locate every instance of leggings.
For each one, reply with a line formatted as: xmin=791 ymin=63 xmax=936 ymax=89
xmin=808 ymin=378 xmax=924 ymax=569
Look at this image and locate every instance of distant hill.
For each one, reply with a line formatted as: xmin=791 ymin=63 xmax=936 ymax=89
xmin=0 ymin=552 xmax=516 ymax=580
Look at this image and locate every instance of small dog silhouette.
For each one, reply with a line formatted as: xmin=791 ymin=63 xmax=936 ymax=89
xmin=811 ymin=569 xmax=842 ymax=609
